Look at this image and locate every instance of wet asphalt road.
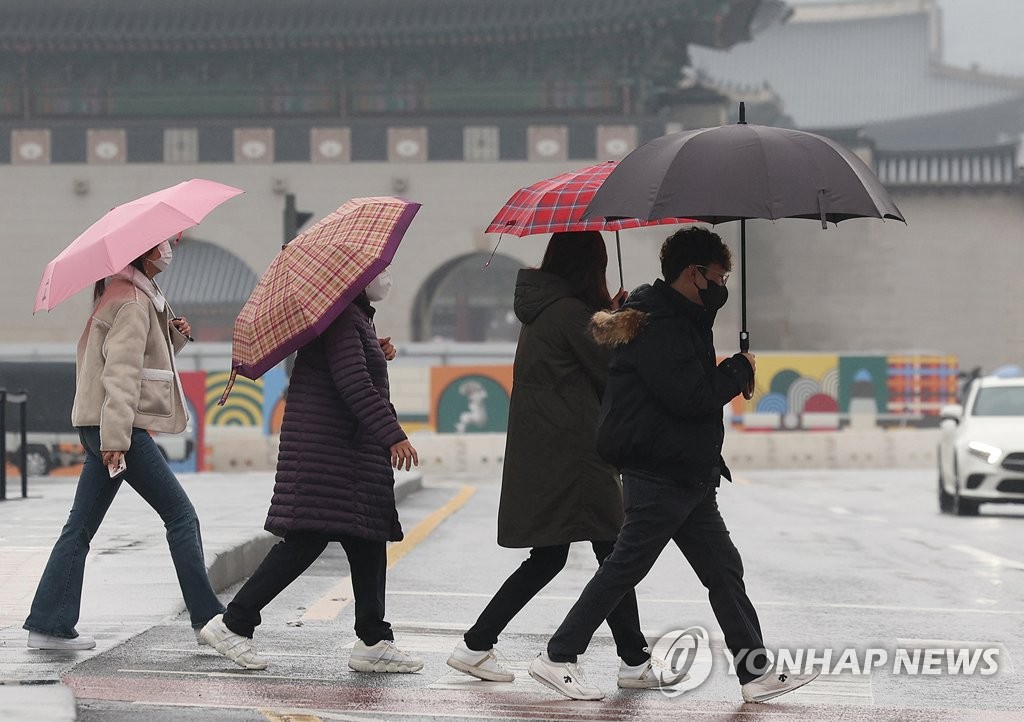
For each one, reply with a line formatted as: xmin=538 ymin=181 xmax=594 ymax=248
xmin=70 ymin=469 xmax=1024 ymax=721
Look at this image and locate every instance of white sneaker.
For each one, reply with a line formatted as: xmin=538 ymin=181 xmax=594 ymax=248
xmin=741 ymin=668 xmax=820 ymax=703
xmin=349 ymin=639 xmax=424 ymax=673
xmin=27 ymin=631 xmax=96 ymax=650
xmin=617 ymin=651 xmax=691 ymax=689
xmin=447 ymin=641 xmax=514 ymax=682
xmin=199 ymin=614 xmax=268 ymax=670
xmin=194 ymin=627 xmax=208 ymax=646
xmin=528 ymin=653 xmax=604 ymax=701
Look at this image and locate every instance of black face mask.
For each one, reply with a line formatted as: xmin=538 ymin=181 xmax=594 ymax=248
xmin=698 ymin=281 xmax=729 ymax=312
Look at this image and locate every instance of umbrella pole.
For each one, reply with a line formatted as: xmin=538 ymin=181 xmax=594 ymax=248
xmin=740 ymin=219 xmax=749 ymax=352
xmin=739 ymin=219 xmax=754 ymax=401
xmin=615 ymin=230 xmax=624 ymax=290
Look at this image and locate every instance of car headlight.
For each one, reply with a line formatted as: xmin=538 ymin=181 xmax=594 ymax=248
xmin=967 ymin=441 xmax=1002 ymax=465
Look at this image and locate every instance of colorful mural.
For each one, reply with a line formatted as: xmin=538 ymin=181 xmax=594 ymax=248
xmin=205 ymin=372 xmax=264 ymax=427
xmin=430 ymin=366 xmax=514 ymax=434
xmin=886 ymin=354 xmax=959 ymax=418
xmin=166 ymin=371 xmax=207 ymax=473
xmin=730 ymin=353 xmax=958 ymax=431
xmin=193 ymin=352 xmax=958 ymax=441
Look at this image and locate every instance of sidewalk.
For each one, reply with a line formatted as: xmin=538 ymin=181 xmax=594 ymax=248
xmin=0 ymin=470 xmax=422 ymax=720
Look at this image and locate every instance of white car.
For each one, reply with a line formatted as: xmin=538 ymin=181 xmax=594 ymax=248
xmin=938 ymin=375 xmax=1024 ymax=515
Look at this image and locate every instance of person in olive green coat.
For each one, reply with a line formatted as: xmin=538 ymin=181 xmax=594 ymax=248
xmin=447 ymin=232 xmax=663 ymax=689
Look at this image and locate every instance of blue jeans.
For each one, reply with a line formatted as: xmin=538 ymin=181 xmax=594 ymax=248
xmin=24 ymin=427 xmax=224 ymax=638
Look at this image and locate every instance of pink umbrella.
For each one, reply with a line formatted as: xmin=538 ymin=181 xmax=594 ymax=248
xmin=34 ymin=178 xmax=244 ymax=312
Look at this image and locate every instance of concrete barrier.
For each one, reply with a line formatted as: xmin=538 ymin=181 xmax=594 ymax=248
xmin=206 ymin=427 xmax=275 ymax=471
xmin=408 ymin=429 xmax=940 ymax=472
xmin=724 ymin=429 xmax=940 ymax=469
xmin=204 ymin=427 xmax=940 ymax=473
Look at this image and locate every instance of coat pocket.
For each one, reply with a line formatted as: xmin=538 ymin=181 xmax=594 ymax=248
xmin=138 ymin=367 xmax=174 ymax=418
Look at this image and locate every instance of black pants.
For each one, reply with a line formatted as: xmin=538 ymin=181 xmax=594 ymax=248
xmin=222 ymin=531 xmax=393 ymax=646
xmin=464 ymin=541 xmax=649 ymax=666
xmin=547 ymin=471 xmax=769 ymax=685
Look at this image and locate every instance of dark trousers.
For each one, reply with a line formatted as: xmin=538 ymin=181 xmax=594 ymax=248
xmin=547 ymin=471 xmax=769 ymax=685
xmin=464 ymin=541 xmax=649 ymax=666
xmin=223 ymin=531 xmax=393 ymax=646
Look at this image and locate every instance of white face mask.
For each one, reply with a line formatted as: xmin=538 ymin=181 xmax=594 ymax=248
xmin=364 ymin=267 xmax=393 ymax=302
xmin=150 ymin=240 xmax=173 ymax=272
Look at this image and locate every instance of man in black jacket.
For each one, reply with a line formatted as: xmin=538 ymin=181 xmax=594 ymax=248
xmin=528 ymin=227 xmax=818 ymax=702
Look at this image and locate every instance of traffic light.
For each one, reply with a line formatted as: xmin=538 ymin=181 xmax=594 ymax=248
xmin=283 ymin=193 xmax=314 ymax=247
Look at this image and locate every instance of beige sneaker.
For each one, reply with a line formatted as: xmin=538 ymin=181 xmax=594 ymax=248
xmin=199 ymin=614 xmax=268 ymax=670
xmin=528 ymin=653 xmax=604 ymax=701
xmin=349 ymin=639 xmax=423 ymax=673
xmin=742 ymin=668 xmax=820 ymax=703
xmin=617 ymin=652 xmax=691 ymax=689
xmin=27 ymin=631 xmax=96 ymax=651
xmin=447 ymin=641 xmax=514 ymax=682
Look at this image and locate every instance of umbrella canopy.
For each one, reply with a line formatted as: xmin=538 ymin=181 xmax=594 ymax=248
xmin=228 ymin=196 xmax=420 ymax=385
xmin=34 ymin=179 xmax=243 ymax=312
xmin=486 ymin=161 xmax=691 ymax=236
xmin=583 ymin=109 xmax=905 ymax=355
xmin=583 ymin=123 xmax=905 ymax=227
xmin=486 ymin=161 xmax=694 ymax=287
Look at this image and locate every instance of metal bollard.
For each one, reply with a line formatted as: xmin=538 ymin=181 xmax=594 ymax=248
xmin=8 ymin=391 xmax=28 ymax=498
xmin=0 ymin=389 xmax=30 ymax=500
xmin=0 ymin=388 xmax=6 ymax=501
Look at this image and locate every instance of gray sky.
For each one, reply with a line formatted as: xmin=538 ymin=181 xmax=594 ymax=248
xmin=798 ymin=0 xmax=1024 ymax=76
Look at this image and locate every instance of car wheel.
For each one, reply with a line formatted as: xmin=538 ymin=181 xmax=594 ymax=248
xmin=24 ymin=445 xmax=52 ymax=477
xmin=952 ymin=459 xmax=980 ymax=516
xmin=938 ymin=455 xmax=954 ymax=513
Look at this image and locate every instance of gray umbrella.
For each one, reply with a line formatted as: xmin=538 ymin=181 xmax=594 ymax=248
xmin=582 ymin=103 xmax=905 ymax=364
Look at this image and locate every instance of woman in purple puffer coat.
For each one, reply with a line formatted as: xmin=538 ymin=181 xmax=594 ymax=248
xmin=201 ymin=268 xmax=423 ymax=674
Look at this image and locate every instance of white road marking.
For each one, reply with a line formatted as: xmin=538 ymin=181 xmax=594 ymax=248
xmin=119 ymin=668 xmax=344 ymax=682
xmin=388 ymin=590 xmax=1024 ymax=615
xmin=950 ymin=544 xmax=1024 ymax=571
xmin=828 ymin=506 xmax=851 ymax=515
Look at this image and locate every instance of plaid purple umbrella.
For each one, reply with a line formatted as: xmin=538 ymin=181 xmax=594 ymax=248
xmin=221 ymin=196 xmax=420 ymax=403
xmin=486 ymin=161 xmax=693 ymax=285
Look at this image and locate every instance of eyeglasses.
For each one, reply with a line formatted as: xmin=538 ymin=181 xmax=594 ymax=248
xmin=696 ymin=265 xmax=730 ymax=285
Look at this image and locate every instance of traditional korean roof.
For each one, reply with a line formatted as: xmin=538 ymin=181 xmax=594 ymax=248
xmin=160 ymin=239 xmax=257 ymax=307
xmin=0 ymin=0 xmax=786 ymax=54
xmin=691 ymin=0 xmax=1024 ymax=129
xmin=865 ymin=95 xmax=1024 ymax=152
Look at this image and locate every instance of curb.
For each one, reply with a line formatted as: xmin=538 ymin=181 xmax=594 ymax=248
xmin=204 ymin=471 xmax=423 ymax=594
xmin=205 ymin=472 xmax=422 ymax=593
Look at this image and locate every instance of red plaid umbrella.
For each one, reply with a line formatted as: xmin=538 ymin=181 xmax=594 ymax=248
xmin=486 ymin=161 xmax=693 ymax=286
xmin=220 ymin=196 xmax=420 ymax=403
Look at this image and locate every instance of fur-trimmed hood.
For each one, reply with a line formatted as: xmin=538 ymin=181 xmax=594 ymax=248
xmin=590 ymin=308 xmax=648 ymax=347
xmin=590 ymin=280 xmax=712 ymax=347
xmin=588 ymin=282 xmax=667 ymax=347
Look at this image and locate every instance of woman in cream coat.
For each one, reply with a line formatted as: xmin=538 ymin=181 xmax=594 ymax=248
xmin=23 ymin=240 xmax=224 ymax=650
